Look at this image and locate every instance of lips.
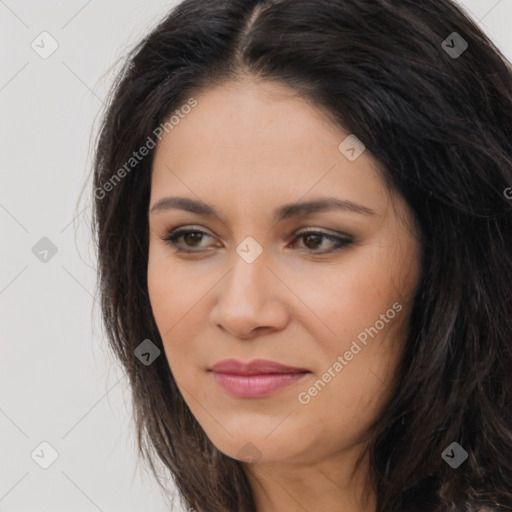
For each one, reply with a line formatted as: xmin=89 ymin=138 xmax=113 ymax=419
xmin=208 ymin=358 xmax=310 ymax=398
xmin=209 ymin=358 xmax=309 ymax=375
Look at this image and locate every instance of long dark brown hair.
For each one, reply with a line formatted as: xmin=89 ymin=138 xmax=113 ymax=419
xmin=90 ymin=1 xmax=512 ymax=510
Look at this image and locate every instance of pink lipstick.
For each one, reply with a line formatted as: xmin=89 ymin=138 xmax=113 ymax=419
xmin=209 ymin=358 xmax=310 ymax=398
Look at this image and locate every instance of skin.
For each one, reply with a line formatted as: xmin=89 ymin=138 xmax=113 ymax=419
xmin=147 ymin=77 xmax=422 ymax=512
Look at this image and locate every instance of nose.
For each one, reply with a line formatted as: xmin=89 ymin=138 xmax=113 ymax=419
xmin=209 ymin=251 xmax=289 ymax=340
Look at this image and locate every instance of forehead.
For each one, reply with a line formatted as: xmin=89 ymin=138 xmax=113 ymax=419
xmin=155 ymin=79 xmax=347 ymax=164
xmin=150 ymin=79 xmax=387 ymax=217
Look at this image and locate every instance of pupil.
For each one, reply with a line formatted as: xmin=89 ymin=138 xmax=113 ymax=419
xmin=185 ymin=233 xmax=202 ymax=246
xmin=304 ymin=234 xmax=322 ymax=249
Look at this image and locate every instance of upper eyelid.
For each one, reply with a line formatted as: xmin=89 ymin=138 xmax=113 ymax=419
xmin=164 ymin=226 xmax=349 ymax=239
xmin=161 ymin=227 xmax=353 ymax=250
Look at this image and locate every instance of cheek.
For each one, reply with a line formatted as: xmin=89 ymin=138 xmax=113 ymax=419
xmin=290 ymin=248 xmax=413 ymax=407
xmin=290 ymin=254 xmax=403 ymax=347
xmin=147 ymin=251 xmax=191 ymax=346
xmin=294 ymin=283 xmax=407 ymax=440
xmin=147 ymin=254 xmax=172 ymax=330
xmin=147 ymin=250 xmax=214 ymax=371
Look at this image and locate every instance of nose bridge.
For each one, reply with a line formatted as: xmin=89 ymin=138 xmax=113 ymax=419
xmin=211 ymin=243 xmax=286 ymax=337
xmin=224 ymin=244 xmax=270 ymax=307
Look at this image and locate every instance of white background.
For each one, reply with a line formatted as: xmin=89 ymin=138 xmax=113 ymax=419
xmin=1 ymin=1 xmax=511 ymax=511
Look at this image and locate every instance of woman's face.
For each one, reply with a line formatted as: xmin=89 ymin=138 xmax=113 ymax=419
xmin=147 ymin=78 xmax=421 ymax=467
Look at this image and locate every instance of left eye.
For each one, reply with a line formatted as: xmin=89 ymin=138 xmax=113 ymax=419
xmin=160 ymin=228 xmax=352 ymax=254
xmin=291 ymin=230 xmax=352 ymax=253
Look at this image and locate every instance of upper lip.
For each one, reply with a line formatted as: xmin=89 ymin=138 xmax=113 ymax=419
xmin=209 ymin=358 xmax=310 ymax=375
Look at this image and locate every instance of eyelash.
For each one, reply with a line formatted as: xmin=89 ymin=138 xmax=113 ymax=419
xmin=159 ymin=227 xmax=353 ymax=255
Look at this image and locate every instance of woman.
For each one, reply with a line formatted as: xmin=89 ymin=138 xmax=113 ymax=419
xmin=91 ymin=0 xmax=512 ymax=510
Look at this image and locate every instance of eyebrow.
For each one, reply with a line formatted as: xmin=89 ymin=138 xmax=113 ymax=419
xmin=150 ymin=196 xmax=377 ymax=223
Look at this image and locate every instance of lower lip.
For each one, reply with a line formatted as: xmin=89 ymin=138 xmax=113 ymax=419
xmin=211 ymin=371 xmax=309 ymax=398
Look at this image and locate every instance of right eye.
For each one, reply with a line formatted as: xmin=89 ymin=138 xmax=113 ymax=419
xmin=160 ymin=228 xmax=215 ymax=252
